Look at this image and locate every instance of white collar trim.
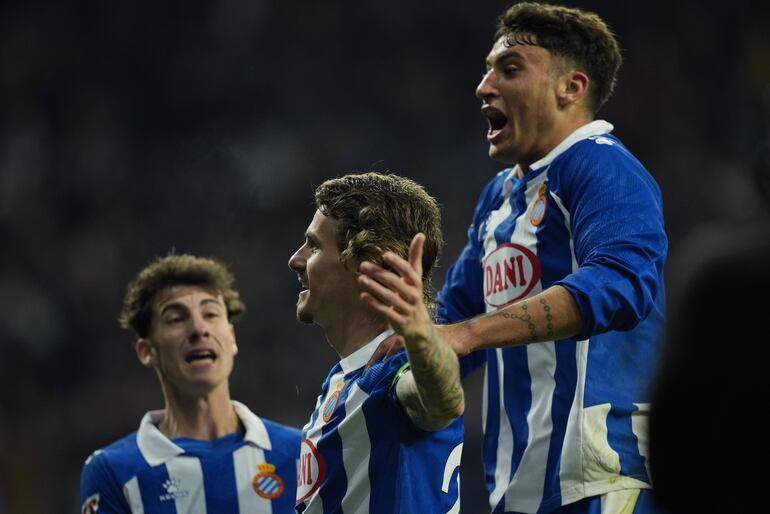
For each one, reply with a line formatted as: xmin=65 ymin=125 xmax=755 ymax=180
xmin=505 ymin=120 xmax=614 ymax=191
xmin=339 ymin=329 xmax=395 ymax=374
xmin=136 ymin=400 xmax=271 ymax=466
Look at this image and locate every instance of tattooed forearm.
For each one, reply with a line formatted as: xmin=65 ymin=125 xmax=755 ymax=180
xmin=494 ymin=300 xmax=538 ymax=340
xmin=403 ymin=325 xmax=464 ymax=424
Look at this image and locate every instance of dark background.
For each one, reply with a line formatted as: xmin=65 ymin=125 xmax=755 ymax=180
xmin=1 ymin=1 xmax=768 ymax=512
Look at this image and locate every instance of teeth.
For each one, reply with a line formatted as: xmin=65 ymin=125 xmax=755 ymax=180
xmin=186 ymin=352 xmax=215 ymax=363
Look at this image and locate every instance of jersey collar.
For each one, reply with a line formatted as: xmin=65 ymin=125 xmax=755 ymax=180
xmin=503 ymin=119 xmax=614 ymax=195
xmin=338 ymin=329 xmax=395 ymax=374
xmin=136 ymin=400 xmax=272 ymax=466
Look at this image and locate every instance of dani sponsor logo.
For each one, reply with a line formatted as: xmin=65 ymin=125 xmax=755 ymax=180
xmin=297 ymin=438 xmax=326 ymax=503
xmin=483 ymin=243 xmax=540 ymax=307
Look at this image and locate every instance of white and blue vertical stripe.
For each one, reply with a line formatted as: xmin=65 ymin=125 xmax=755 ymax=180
xmin=438 ymin=121 xmax=667 ymax=513
xmin=79 ymin=401 xmax=301 ymax=514
xmin=297 ymin=331 xmax=464 ymax=514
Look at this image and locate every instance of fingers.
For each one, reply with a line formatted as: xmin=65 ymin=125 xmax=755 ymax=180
xmin=364 ymin=334 xmax=406 ymax=371
xmin=360 ymin=291 xmax=407 ymax=327
xmin=359 ymin=274 xmax=415 ymax=313
xmin=408 ymin=233 xmax=425 ymax=278
xmin=358 ymin=262 xmax=420 ymax=304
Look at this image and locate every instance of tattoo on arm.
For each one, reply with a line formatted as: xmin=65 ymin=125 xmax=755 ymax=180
xmin=493 ymin=298 xmax=555 ymax=342
xmin=403 ymin=325 xmax=464 ymax=428
xmin=540 ymin=298 xmax=554 ymax=338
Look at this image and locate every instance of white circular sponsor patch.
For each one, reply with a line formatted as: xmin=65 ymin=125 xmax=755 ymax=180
xmin=296 ymin=437 xmax=326 ymax=502
xmin=483 ymin=243 xmax=541 ymax=307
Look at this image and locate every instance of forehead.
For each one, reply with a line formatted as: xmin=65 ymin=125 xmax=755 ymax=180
xmin=486 ymin=35 xmax=549 ymax=66
xmin=308 ymin=209 xmax=338 ymax=240
xmin=153 ymin=285 xmax=222 ymax=310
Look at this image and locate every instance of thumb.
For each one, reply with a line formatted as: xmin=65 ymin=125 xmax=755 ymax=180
xmin=409 ymin=233 xmax=425 ymax=278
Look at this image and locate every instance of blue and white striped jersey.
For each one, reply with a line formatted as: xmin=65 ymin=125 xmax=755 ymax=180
xmin=438 ymin=121 xmax=667 ymax=513
xmin=79 ymin=401 xmax=301 ymax=514
xmin=296 ymin=330 xmax=464 ymax=514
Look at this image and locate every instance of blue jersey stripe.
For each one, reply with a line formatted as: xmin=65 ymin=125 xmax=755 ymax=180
xmin=606 ymin=404 xmax=648 ymax=482
xmin=202 ymin=450 xmax=239 ymax=513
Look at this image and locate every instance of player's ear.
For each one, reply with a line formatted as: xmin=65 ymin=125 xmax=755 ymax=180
xmin=136 ymin=338 xmax=156 ymax=367
xmin=556 ymin=69 xmax=589 ymax=108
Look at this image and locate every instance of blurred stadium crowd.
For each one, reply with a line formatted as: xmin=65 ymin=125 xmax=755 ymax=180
xmin=1 ymin=1 xmax=768 ymax=512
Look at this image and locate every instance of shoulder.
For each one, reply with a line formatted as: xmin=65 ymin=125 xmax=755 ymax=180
xmin=80 ymin=432 xmax=143 ymax=502
xmin=552 ymin=134 xmax=660 ymax=196
xmin=82 ymin=432 xmax=141 ymax=470
xmin=355 ymin=350 xmax=409 ymax=393
xmin=261 ymin=418 xmax=303 ymax=445
xmin=476 ymin=168 xmax=511 ymax=205
xmin=561 ymin=135 xmax=649 ymax=177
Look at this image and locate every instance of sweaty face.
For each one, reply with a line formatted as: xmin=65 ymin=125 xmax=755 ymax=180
xmin=476 ymin=36 xmax=562 ymax=168
xmin=139 ymin=286 xmax=237 ymax=397
xmin=288 ymin=210 xmax=360 ymax=329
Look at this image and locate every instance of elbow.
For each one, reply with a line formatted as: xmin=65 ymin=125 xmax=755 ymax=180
xmin=433 ymin=395 xmax=466 ymax=431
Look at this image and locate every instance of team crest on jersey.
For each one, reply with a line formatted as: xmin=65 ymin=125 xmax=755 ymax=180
xmin=81 ymin=492 xmax=99 ymax=514
xmin=297 ymin=437 xmax=326 ymax=502
xmin=483 ymin=243 xmax=541 ymax=307
xmin=529 ymin=183 xmax=547 ymax=226
xmin=252 ymin=462 xmax=285 ymax=499
xmin=322 ymin=380 xmax=344 ymax=422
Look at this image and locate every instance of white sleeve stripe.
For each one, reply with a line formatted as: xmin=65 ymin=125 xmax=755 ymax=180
xmin=123 ymin=476 xmax=144 ymax=514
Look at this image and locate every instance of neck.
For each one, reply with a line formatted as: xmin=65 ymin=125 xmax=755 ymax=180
xmin=323 ymin=310 xmax=387 ymax=360
xmin=158 ymin=383 xmax=241 ymax=440
xmin=519 ymin=113 xmax=594 ymax=174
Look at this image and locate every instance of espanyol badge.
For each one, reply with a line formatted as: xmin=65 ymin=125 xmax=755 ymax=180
xmin=322 ymin=380 xmax=344 ymax=423
xmin=529 ymin=183 xmax=547 ymax=226
xmin=252 ymin=462 xmax=285 ymax=500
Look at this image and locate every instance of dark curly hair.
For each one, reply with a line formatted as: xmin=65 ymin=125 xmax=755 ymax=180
xmin=495 ymin=2 xmax=622 ymax=114
xmin=118 ymin=253 xmax=245 ymax=338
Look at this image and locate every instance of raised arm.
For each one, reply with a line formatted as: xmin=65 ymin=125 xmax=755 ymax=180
xmin=359 ymin=234 xmax=464 ymax=431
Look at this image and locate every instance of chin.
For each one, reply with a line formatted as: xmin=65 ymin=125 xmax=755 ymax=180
xmin=297 ymin=309 xmax=314 ymax=324
xmin=489 ymin=145 xmax=518 ymax=165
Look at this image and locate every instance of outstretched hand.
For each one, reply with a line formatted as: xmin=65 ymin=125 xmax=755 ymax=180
xmin=358 ymin=233 xmax=434 ymax=344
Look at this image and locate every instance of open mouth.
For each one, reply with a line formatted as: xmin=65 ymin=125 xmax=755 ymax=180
xmin=185 ymin=350 xmax=217 ymax=363
xmin=482 ymin=105 xmax=508 ymax=139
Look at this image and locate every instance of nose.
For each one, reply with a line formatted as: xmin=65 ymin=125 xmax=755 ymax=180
xmin=189 ymin=312 xmax=211 ymax=342
xmin=288 ymin=244 xmax=307 ymax=273
xmin=476 ymin=70 xmax=497 ymax=101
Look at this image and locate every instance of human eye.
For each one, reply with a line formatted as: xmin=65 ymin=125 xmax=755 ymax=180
xmin=163 ymin=312 xmax=184 ymax=324
xmin=502 ymin=65 xmax=519 ymax=77
xmin=203 ymin=310 xmax=221 ymax=320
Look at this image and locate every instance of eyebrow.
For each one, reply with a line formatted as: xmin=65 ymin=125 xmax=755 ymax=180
xmin=305 ymin=230 xmax=321 ymax=246
xmin=486 ymin=47 xmax=525 ymax=68
xmin=158 ymin=297 xmax=224 ymax=316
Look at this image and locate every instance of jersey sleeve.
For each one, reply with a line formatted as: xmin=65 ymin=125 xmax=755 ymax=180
xmin=80 ymin=450 xmax=131 ymax=514
xmin=553 ymin=139 xmax=668 ymax=339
